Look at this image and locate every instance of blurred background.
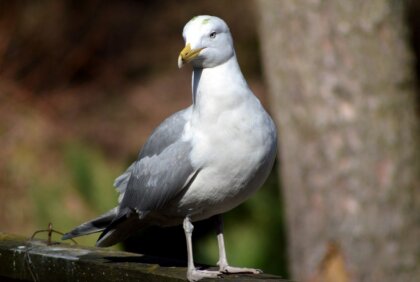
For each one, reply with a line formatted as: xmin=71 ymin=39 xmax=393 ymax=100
xmin=1 ymin=1 xmax=419 ymax=281
xmin=0 ymin=0 xmax=288 ymax=279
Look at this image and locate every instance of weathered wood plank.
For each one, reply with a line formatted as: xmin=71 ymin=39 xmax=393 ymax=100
xmin=0 ymin=233 xmax=285 ymax=281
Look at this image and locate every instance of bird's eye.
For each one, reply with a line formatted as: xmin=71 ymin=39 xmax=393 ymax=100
xmin=209 ymin=31 xmax=217 ymax=39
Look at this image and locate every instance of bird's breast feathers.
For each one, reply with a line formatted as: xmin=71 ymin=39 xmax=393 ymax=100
xmin=175 ymin=97 xmax=276 ymax=217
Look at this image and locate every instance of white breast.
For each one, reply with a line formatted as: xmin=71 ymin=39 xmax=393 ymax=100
xmin=177 ymin=94 xmax=277 ymax=220
xmin=172 ymin=56 xmax=277 ymax=220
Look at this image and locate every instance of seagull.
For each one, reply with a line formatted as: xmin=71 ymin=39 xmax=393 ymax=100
xmin=63 ymin=15 xmax=277 ymax=281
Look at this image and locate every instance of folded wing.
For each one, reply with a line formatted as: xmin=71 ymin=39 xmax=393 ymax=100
xmin=63 ymin=107 xmax=198 ymax=246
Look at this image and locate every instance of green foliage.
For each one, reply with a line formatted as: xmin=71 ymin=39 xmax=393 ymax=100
xmin=64 ymin=143 xmax=95 ymax=205
xmin=25 ymin=140 xmax=122 ymax=247
xmin=63 ymin=142 xmax=118 ymax=212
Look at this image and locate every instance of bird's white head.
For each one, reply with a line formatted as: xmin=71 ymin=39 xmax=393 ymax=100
xmin=178 ymin=15 xmax=235 ymax=69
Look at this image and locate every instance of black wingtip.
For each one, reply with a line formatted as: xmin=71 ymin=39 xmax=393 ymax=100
xmin=61 ymin=232 xmax=73 ymax=240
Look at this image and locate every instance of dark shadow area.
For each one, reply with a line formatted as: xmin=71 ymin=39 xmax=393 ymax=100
xmin=0 ymin=0 xmax=262 ymax=93
xmin=103 ymin=253 xmax=188 ymax=268
xmin=122 ymin=217 xmax=216 ymax=262
xmin=0 ymin=277 xmax=28 ymax=282
xmin=406 ymin=0 xmax=420 ymax=118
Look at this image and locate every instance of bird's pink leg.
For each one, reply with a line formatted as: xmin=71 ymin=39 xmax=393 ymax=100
xmin=183 ymin=216 xmax=221 ymax=281
xmin=216 ymin=215 xmax=262 ymax=274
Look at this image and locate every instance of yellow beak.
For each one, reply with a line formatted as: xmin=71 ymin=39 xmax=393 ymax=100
xmin=178 ymin=43 xmax=204 ymax=68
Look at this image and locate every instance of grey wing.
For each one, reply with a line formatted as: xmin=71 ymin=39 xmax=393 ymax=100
xmin=115 ymin=106 xmax=196 ymax=213
xmin=113 ymin=106 xmax=192 ymax=200
xmin=67 ymin=107 xmax=196 ymax=247
xmin=138 ymin=106 xmax=192 ymax=159
xmin=121 ymin=140 xmax=196 ymax=212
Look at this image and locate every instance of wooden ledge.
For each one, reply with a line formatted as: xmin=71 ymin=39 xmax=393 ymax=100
xmin=0 ymin=232 xmax=286 ymax=281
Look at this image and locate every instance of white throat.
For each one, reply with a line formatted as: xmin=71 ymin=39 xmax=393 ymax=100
xmin=191 ymin=56 xmax=249 ymax=117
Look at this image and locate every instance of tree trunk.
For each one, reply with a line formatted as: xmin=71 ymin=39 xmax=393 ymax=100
xmin=255 ymin=1 xmax=420 ymax=281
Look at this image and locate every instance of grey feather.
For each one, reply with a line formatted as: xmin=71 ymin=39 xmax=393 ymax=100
xmin=96 ymin=212 xmax=148 ymax=247
xmin=63 ymin=108 xmax=195 ymax=244
xmin=95 ymin=107 xmax=197 ymax=245
xmin=62 ymin=207 xmax=117 ymax=240
xmin=113 ymin=107 xmax=192 ymax=198
xmin=114 ymin=163 xmax=135 ymax=191
xmin=119 ymin=140 xmax=195 ymax=212
xmin=138 ymin=107 xmax=191 ymax=158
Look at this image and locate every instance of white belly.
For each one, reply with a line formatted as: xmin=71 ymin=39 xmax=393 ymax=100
xmin=176 ymin=162 xmax=267 ymax=221
xmin=173 ymin=98 xmax=277 ymax=221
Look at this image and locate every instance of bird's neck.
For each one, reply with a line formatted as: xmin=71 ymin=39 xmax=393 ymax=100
xmin=191 ymin=56 xmax=249 ymax=109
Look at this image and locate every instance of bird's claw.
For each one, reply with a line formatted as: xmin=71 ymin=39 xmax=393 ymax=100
xmin=187 ymin=268 xmax=221 ymax=281
xmin=220 ymin=265 xmax=262 ymax=274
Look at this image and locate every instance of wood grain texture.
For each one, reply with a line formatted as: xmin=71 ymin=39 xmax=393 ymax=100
xmin=0 ymin=232 xmax=287 ymax=281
